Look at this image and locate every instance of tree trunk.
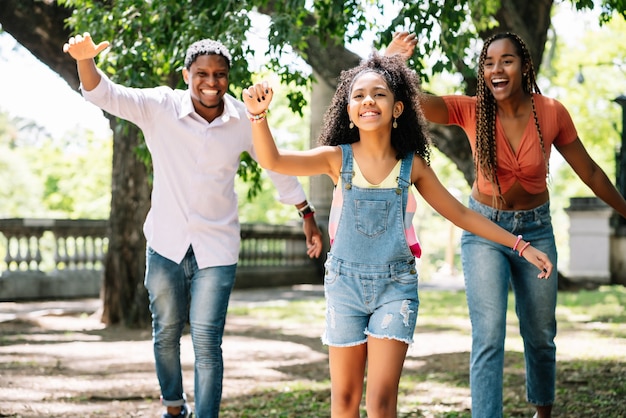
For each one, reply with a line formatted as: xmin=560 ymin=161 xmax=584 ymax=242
xmin=0 ymin=0 xmax=77 ymax=88
xmin=1 ymin=0 xmax=152 ymax=327
xmin=479 ymin=0 xmax=554 ymax=76
xmin=101 ymin=120 xmax=151 ymax=327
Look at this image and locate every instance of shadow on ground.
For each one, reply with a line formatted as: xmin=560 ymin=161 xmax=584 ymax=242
xmin=1 ymin=285 xmax=625 ymax=417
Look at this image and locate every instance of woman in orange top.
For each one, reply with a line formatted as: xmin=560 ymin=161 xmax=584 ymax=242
xmin=387 ymin=32 xmax=626 ymax=418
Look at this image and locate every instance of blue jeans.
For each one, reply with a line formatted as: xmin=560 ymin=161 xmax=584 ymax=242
xmin=461 ymin=197 xmax=557 ymax=418
xmin=144 ymin=246 xmax=236 ymax=418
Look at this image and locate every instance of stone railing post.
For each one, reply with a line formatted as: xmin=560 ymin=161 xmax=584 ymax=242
xmin=565 ymin=197 xmax=613 ymax=285
xmin=1 ymin=219 xmax=322 ymax=299
xmin=0 ymin=219 xmax=108 ymax=300
xmin=1 ymin=218 xmax=52 ymax=271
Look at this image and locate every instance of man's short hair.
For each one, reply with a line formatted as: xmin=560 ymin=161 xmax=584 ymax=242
xmin=184 ymin=39 xmax=232 ymax=69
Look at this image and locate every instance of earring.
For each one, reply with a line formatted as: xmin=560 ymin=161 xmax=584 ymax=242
xmin=349 ymin=121 xmax=354 ymax=129
xmin=393 ymin=118 xmax=398 ymax=129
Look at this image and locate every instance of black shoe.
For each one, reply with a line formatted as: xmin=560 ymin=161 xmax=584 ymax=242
xmin=162 ymin=403 xmax=192 ymax=418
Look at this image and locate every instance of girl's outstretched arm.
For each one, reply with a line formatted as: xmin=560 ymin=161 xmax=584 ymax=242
xmin=412 ymin=157 xmax=553 ymax=278
xmin=242 ymin=82 xmax=341 ymax=182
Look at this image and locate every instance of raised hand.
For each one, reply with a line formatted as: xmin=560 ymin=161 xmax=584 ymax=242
xmin=63 ymin=32 xmax=110 ymax=61
xmin=385 ymin=32 xmax=417 ymax=61
xmin=242 ymin=81 xmax=273 ymax=116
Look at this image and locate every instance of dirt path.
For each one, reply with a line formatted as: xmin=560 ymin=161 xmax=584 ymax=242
xmin=1 ymin=284 xmax=624 ymax=417
xmin=0 ymin=284 xmax=467 ymax=417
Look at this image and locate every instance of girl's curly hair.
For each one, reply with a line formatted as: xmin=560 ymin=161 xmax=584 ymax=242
xmin=317 ymin=53 xmax=431 ymax=163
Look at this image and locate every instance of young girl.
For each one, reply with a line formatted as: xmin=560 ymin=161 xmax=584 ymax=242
xmin=242 ymin=54 xmax=552 ymax=418
xmin=386 ymin=32 xmax=626 ymax=418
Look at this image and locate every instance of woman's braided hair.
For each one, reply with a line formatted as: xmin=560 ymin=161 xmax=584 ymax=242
xmin=317 ymin=53 xmax=431 ymax=163
xmin=475 ymin=32 xmax=548 ymax=202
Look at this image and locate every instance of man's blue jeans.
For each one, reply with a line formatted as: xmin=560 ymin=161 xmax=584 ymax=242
xmin=144 ymin=246 xmax=236 ymax=418
xmin=461 ymin=197 xmax=558 ymax=418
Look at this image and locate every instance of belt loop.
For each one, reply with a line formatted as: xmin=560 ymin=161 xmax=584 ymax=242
xmin=390 ymin=260 xmax=400 ymax=276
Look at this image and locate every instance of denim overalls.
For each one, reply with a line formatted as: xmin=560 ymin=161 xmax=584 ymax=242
xmin=322 ymin=144 xmax=419 ymax=347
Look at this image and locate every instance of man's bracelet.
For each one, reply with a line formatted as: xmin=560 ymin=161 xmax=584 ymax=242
xmin=298 ymin=203 xmax=315 ymax=219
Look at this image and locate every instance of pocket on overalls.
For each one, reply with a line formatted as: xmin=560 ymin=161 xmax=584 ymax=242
xmin=355 ymin=199 xmax=388 ymax=238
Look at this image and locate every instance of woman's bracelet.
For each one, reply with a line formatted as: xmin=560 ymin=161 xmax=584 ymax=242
xmin=246 ymin=109 xmax=267 ymax=123
xmin=518 ymin=241 xmax=531 ymax=257
xmin=512 ymin=235 xmax=523 ymax=252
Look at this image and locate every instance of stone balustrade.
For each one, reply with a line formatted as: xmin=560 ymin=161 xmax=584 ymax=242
xmin=0 ymin=218 xmax=108 ymax=273
xmin=0 ymin=218 xmax=323 ymax=300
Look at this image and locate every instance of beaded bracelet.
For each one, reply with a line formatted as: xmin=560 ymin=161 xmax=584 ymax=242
xmin=512 ymin=235 xmax=523 ymax=252
xmin=247 ymin=110 xmax=267 ymax=123
xmin=518 ymin=242 xmax=531 ymax=257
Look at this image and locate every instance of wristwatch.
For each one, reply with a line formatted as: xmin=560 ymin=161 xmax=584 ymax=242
xmin=297 ymin=203 xmax=315 ymax=219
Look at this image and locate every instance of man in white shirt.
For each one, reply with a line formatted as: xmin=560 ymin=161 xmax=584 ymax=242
xmin=63 ymin=33 xmax=322 ymax=418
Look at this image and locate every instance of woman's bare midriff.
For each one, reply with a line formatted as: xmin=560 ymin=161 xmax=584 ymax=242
xmin=471 ymin=181 xmax=550 ymax=211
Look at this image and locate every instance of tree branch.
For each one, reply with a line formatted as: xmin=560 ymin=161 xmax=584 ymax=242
xmin=0 ymin=0 xmax=78 ymax=89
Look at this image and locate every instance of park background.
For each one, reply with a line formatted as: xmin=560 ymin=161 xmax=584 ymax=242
xmin=1 ymin=2 xmax=626 ymax=417
xmin=1 ymin=3 xmax=625 ymax=282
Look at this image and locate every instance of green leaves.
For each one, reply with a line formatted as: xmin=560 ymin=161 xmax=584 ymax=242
xmin=56 ymin=0 xmax=626 ymax=200
xmin=238 ymin=152 xmax=263 ymax=200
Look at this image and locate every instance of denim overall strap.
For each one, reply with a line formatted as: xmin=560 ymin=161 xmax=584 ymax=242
xmin=397 ymin=152 xmax=413 ymax=214
xmin=338 ymin=143 xmax=354 ymax=188
xmin=329 ymin=145 xmax=414 ymax=265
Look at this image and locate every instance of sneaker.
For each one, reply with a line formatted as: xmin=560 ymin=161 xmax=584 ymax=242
xmin=161 ymin=403 xmax=192 ymax=418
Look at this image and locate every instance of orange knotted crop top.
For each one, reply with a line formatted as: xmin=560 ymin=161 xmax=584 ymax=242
xmin=443 ymin=94 xmax=578 ymax=195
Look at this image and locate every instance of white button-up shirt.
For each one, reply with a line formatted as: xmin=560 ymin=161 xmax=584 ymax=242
xmin=83 ymin=71 xmax=306 ymax=268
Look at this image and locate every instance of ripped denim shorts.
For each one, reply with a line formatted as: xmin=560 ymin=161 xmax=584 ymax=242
xmin=321 ymin=254 xmax=419 ymax=347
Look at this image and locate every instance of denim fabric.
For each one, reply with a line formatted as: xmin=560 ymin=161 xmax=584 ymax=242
xmin=323 ymin=254 xmax=419 ymax=345
xmin=329 ymin=145 xmax=415 ymax=264
xmin=322 ymin=144 xmax=418 ymax=346
xmin=144 ymin=246 xmax=237 ymax=418
xmin=461 ymin=197 xmax=558 ymax=418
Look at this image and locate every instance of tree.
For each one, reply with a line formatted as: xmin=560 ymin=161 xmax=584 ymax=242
xmin=1 ymin=0 xmax=623 ymax=327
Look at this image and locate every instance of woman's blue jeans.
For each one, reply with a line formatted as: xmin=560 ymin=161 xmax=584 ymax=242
xmin=461 ymin=197 xmax=557 ymax=418
xmin=144 ymin=246 xmax=236 ymax=418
